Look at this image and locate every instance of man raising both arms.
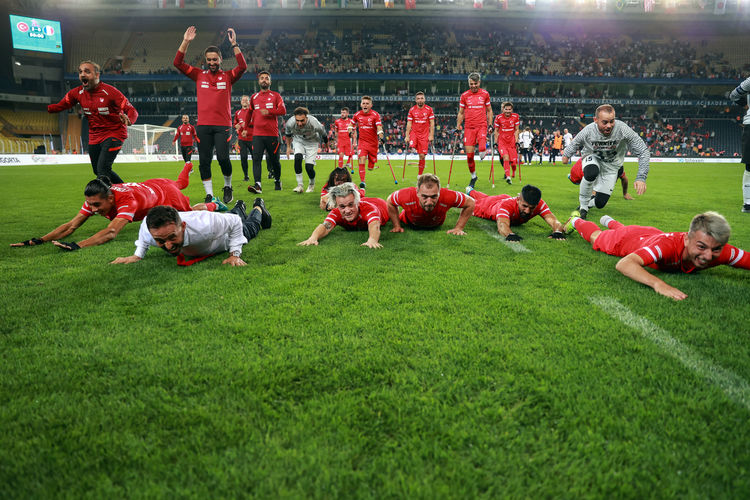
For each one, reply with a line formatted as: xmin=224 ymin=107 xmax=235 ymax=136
xmin=456 ymin=72 xmax=493 ymax=190
xmin=174 ymin=26 xmax=246 ymax=204
xmin=562 ymin=104 xmax=649 ymax=220
xmin=493 ymin=101 xmax=520 ymax=185
xmin=566 ymin=212 xmax=749 ymax=300
xmin=234 ymin=95 xmax=253 ymax=182
xmin=48 ymin=60 xmax=138 ymax=184
xmin=405 ymin=91 xmax=435 ymax=179
xmin=334 ymin=107 xmax=355 ymax=172
xmin=284 ymin=107 xmax=328 ymax=193
xmin=467 ymin=184 xmax=566 ymax=241
xmin=350 ymin=96 xmax=384 ymax=190
xmin=387 ymin=173 xmax=474 ymax=235
xmin=248 ymin=71 xmax=286 ymax=193
xmin=173 ymin=114 xmax=198 ymax=166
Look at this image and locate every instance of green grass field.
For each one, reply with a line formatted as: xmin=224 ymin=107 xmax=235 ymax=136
xmin=1 ymin=159 xmax=749 ymax=498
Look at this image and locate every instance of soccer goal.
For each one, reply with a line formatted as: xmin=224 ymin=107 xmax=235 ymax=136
xmin=122 ymin=124 xmax=178 ymax=157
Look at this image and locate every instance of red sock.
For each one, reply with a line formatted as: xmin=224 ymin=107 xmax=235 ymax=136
xmin=418 ymin=158 xmax=425 ymax=175
xmin=574 ymin=219 xmax=599 ymax=242
xmin=359 ymin=162 xmax=366 ymax=182
xmin=467 ymin=152 xmax=476 ymax=174
xmin=338 ymin=156 xmax=344 ymax=168
xmin=502 ymin=159 xmax=510 ymax=177
xmin=511 ymin=163 xmax=516 ymax=176
xmin=468 ymin=189 xmax=487 ymax=200
xmin=177 ymin=162 xmax=192 ymax=190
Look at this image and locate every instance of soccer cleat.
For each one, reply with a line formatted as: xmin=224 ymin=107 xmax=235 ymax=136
xmin=579 ymin=208 xmax=588 ymax=220
xmin=274 ymin=180 xmax=282 ymax=191
xmin=204 ymin=193 xmax=213 ymax=204
xmin=563 ymin=212 xmax=579 ymax=234
xmin=465 ymin=185 xmax=474 ymax=195
xmin=505 ymin=175 xmax=512 ymax=185
xmin=247 ymin=183 xmax=262 ymax=194
xmin=211 ymin=197 xmax=229 ymax=212
xmin=305 ymin=184 xmax=315 ymax=193
xmin=359 ymin=181 xmax=366 ymax=189
xmin=468 ymin=177 xmax=477 ymax=189
xmin=243 ymin=176 xmax=250 ymax=182
xmin=743 ymin=204 xmax=750 ymax=213
xmin=293 ymin=184 xmax=304 ymax=194
xmin=222 ymin=186 xmax=233 ymax=204
xmin=253 ymin=198 xmax=272 ymax=229
xmin=267 ymin=171 xmax=274 ymax=179
xmin=232 ymin=199 xmax=247 ymax=220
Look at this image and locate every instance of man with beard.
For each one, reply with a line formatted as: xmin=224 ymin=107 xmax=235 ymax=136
xmin=284 ymin=107 xmax=327 ymax=193
xmin=404 ymin=92 xmax=435 ymax=178
xmin=565 ymin=212 xmax=749 ymax=301
xmin=334 ymin=107 xmax=355 ymax=172
xmin=467 ymin=184 xmax=566 ymax=241
xmin=174 ymin=26 xmax=246 ymax=204
xmin=298 ymin=182 xmax=389 ymax=249
xmin=247 ymin=71 xmax=286 ymax=193
xmin=386 ymin=173 xmax=474 ymax=235
xmin=47 ymin=60 xmax=138 ymax=184
xmin=111 ymin=199 xmax=272 ymax=267
xmin=493 ymin=101 xmax=520 ymax=184
xmin=456 ymin=72 xmax=493 ymax=190
xmin=562 ymin=104 xmax=649 ymax=220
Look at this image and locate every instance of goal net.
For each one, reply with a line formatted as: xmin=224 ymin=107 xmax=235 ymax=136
xmin=122 ymin=124 xmax=178 ymax=157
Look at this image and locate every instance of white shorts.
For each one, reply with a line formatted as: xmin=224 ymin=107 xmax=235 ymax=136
xmin=583 ymin=155 xmax=620 ymax=197
xmin=292 ymin=138 xmax=319 ymax=165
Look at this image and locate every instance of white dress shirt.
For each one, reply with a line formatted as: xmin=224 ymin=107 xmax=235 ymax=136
xmin=133 ymin=211 xmax=247 ymax=259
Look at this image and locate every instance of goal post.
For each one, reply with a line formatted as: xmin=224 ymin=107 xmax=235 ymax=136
xmin=122 ymin=124 xmax=178 ymax=157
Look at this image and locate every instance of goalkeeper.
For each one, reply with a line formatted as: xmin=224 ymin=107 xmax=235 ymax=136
xmin=284 ymin=107 xmax=328 ymax=194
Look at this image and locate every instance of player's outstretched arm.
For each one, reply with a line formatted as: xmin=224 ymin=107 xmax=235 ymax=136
xmin=615 ymin=253 xmax=687 ymax=301
xmin=362 ymin=221 xmax=383 ymax=249
xmin=54 ymin=217 xmax=129 ymax=250
xmin=11 ymin=213 xmax=89 ymax=248
xmin=542 ymin=213 xmax=566 ymax=236
xmin=495 ymin=217 xmax=513 ymax=238
xmin=448 ymin=196 xmax=475 ymax=236
xmin=111 ymin=255 xmax=142 ymax=264
xmin=386 ymin=199 xmax=403 ymax=233
xmin=298 ymin=223 xmax=332 ymax=246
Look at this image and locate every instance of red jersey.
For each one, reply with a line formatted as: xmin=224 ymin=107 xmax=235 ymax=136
xmin=494 ymin=112 xmax=520 ymax=143
xmin=250 ymin=90 xmax=286 ymax=137
xmin=78 ymin=179 xmax=190 ymax=223
xmin=334 ymin=118 xmax=354 ymax=146
xmin=324 ymin=197 xmax=389 ymax=230
xmin=407 ymin=105 xmax=435 ymax=138
xmin=459 ymin=88 xmax=491 ymax=129
xmin=387 ymin=187 xmax=467 ymax=228
xmin=352 ymin=110 xmax=382 ymax=145
xmin=234 ymin=107 xmax=253 ymax=142
xmin=48 ymin=82 xmax=138 ymax=145
xmin=473 ymin=194 xmax=550 ymax=224
xmin=596 ymin=226 xmax=750 ymax=273
xmin=173 ymin=50 xmax=247 ymax=127
xmin=173 ymin=124 xmax=198 ymax=147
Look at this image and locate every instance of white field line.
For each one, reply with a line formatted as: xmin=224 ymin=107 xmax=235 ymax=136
xmin=480 ymin=224 xmax=531 ymax=253
xmin=590 ymin=296 xmax=750 ymax=412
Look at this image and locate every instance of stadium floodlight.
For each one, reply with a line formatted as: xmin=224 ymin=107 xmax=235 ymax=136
xmin=123 ymin=124 xmax=178 ymax=158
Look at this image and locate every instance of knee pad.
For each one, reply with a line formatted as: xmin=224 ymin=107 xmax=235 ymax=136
xmin=294 ymin=153 xmax=304 ymax=174
xmin=583 ymin=163 xmax=600 ymax=182
xmin=594 ymin=192 xmax=610 ymax=209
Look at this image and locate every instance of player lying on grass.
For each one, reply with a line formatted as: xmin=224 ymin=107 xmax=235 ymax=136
xmin=466 ymin=184 xmax=566 ymax=241
xmin=319 ymin=167 xmax=365 ymax=211
xmin=568 ymin=157 xmax=633 ymax=200
xmin=386 ymin=173 xmax=474 ymax=235
xmin=565 ymin=211 xmax=749 ymax=300
xmin=562 ymin=104 xmax=649 ymax=219
xmin=299 ymin=182 xmax=389 ymax=249
xmin=111 ymin=200 xmax=271 ymax=266
xmin=10 ymin=163 xmax=221 ymax=251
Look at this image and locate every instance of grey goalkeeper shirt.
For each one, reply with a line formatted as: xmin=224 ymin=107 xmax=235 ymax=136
xmin=563 ymin=120 xmax=650 ymax=182
xmin=729 ymin=76 xmax=750 ymax=125
xmin=284 ymin=115 xmax=326 ymax=143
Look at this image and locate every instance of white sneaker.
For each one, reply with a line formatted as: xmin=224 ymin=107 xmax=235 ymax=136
xmin=479 ymin=149 xmax=487 ymax=161
xmin=293 ymin=184 xmax=304 ymax=194
xmin=305 ymin=184 xmax=315 ymax=193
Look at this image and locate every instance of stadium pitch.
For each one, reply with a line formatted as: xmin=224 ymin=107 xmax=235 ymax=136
xmin=1 ymin=160 xmax=748 ymax=497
